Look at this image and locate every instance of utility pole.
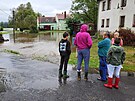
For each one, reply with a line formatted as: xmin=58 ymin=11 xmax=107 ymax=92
xmin=12 ymin=9 xmax=15 ymax=43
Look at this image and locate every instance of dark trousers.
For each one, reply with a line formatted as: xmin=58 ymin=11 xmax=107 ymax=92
xmin=59 ymin=55 xmax=69 ymax=73
xmin=99 ymin=56 xmax=107 ymax=81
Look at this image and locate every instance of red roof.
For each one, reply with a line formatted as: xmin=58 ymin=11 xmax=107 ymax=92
xmin=56 ymin=14 xmax=70 ymax=20
xmin=38 ymin=17 xmax=56 ymax=23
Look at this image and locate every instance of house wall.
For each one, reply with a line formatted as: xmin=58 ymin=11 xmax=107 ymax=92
xmin=98 ymin=0 xmax=135 ymax=32
xmin=57 ymin=20 xmax=67 ymax=30
xmin=55 ymin=16 xmax=67 ymax=30
xmin=37 ymin=22 xmax=57 ymax=30
xmin=37 ymin=16 xmax=67 ymax=30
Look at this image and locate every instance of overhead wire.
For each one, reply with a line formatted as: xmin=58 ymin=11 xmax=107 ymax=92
xmin=0 ymin=8 xmax=11 ymax=16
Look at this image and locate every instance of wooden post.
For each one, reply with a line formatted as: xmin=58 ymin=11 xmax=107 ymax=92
xmin=13 ymin=10 xmax=15 ymax=43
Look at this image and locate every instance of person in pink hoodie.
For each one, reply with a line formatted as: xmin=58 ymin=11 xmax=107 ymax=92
xmin=74 ymin=24 xmax=93 ymax=81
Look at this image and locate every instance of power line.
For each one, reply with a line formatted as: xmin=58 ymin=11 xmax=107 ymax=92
xmin=0 ymin=9 xmax=11 ymax=16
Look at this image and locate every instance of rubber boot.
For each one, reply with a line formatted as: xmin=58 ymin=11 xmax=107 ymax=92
xmin=59 ymin=70 xmax=63 ymax=78
xmin=63 ymin=71 xmax=69 ymax=79
xmin=104 ymin=77 xmax=113 ymax=89
xmin=112 ymin=78 xmax=120 ymax=89
xmin=84 ymin=72 xmax=88 ymax=81
xmin=77 ymin=72 xmax=81 ymax=81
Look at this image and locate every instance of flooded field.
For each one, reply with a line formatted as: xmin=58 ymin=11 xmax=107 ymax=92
xmin=0 ymin=32 xmax=64 ymax=64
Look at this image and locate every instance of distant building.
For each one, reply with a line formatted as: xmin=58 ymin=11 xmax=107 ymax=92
xmin=37 ymin=11 xmax=70 ymax=30
xmin=97 ymin=0 xmax=135 ymax=32
xmin=37 ymin=17 xmax=56 ymax=30
xmin=56 ymin=11 xmax=70 ymax=30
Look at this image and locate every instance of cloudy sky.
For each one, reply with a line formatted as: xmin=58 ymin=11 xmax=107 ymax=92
xmin=0 ymin=0 xmax=72 ymax=22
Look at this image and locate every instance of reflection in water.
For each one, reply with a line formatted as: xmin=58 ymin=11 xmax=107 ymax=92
xmin=2 ymin=32 xmax=63 ymax=44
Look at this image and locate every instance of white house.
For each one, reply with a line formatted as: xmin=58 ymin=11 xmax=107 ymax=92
xmin=97 ymin=0 xmax=135 ymax=32
xmin=37 ymin=11 xmax=70 ymax=30
xmin=55 ymin=11 xmax=70 ymax=30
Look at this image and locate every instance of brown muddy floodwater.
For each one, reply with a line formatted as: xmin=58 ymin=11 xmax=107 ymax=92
xmin=0 ymin=32 xmax=65 ymax=64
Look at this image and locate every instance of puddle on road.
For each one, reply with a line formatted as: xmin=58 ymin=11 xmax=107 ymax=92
xmin=0 ymin=68 xmax=6 ymax=93
xmin=0 ymin=53 xmax=71 ymax=92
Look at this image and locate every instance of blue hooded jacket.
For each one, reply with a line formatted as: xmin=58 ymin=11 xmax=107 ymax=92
xmin=98 ymin=38 xmax=111 ymax=57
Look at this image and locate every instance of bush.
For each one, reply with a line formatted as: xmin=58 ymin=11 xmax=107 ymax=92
xmin=29 ymin=26 xmax=38 ymax=33
xmin=0 ymin=26 xmax=3 ymax=31
xmin=118 ymin=29 xmax=135 ymax=46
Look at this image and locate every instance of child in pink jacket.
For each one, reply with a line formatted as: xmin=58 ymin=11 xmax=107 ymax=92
xmin=111 ymin=32 xmax=123 ymax=46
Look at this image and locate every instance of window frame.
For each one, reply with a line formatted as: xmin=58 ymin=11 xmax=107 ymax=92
xmin=133 ymin=14 xmax=135 ymax=27
xmin=121 ymin=0 xmax=127 ymax=7
xmin=101 ymin=19 xmax=105 ymax=28
xmin=107 ymin=0 xmax=111 ymax=10
xmin=106 ymin=19 xmax=110 ymax=27
xmin=119 ymin=16 xmax=125 ymax=27
xmin=102 ymin=1 xmax=106 ymax=11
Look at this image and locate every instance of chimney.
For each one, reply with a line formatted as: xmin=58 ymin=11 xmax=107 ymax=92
xmin=64 ymin=11 xmax=66 ymax=19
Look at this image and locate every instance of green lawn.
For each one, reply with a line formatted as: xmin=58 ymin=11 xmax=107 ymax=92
xmin=69 ymin=39 xmax=135 ymax=72
xmin=0 ymin=31 xmax=8 ymax=34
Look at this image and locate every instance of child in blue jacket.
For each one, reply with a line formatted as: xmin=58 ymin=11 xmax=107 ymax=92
xmin=97 ymin=32 xmax=111 ymax=81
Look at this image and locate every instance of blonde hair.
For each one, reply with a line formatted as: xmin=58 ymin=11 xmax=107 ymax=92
xmin=114 ymin=32 xmax=119 ymax=37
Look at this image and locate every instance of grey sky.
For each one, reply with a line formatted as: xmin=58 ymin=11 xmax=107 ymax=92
xmin=0 ymin=0 xmax=72 ymax=22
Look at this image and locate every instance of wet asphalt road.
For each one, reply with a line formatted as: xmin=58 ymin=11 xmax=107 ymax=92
xmin=0 ymin=53 xmax=135 ymax=101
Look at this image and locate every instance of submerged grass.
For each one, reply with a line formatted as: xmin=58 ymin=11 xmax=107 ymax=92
xmin=3 ymin=49 xmax=21 ymax=55
xmin=69 ymin=39 xmax=135 ymax=72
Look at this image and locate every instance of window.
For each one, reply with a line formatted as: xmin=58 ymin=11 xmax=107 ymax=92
xmin=102 ymin=1 xmax=106 ymax=11
xmin=107 ymin=0 xmax=111 ymax=10
xmin=120 ymin=16 xmax=125 ymax=27
xmin=133 ymin=14 xmax=135 ymax=27
xmin=46 ymin=19 xmax=49 ymax=22
xmin=121 ymin=0 xmax=127 ymax=7
xmin=101 ymin=19 xmax=105 ymax=27
xmin=106 ymin=19 xmax=110 ymax=27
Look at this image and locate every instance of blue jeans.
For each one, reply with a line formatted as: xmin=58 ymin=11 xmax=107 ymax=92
xmin=77 ymin=49 xmax=90 ymax=72
xmin=99 ymin=56 xmax=107 ymax=80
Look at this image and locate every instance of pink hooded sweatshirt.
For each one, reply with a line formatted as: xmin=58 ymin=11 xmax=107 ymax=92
xmin=74 ymin=24 xmax=93 ymax=50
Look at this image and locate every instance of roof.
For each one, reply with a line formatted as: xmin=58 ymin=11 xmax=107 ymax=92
xmin=56 ymin=14 xmax=70 ymax=20
xmin=38 ymin=17 xmax=56 ymax=23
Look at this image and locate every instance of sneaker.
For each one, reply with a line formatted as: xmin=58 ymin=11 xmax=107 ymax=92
xmin=84 ymin=77 xmax=88 ymax=81
xmin=77 ymin=77 xmax=81 ymax=81
xmin=97 ymin=78 xmax=106 ymax=82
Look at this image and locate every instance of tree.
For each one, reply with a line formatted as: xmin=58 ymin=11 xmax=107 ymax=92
xmin=9 ymin=2 xmax=38 ymax=32
xmin=65 ymin=17 xmax=81 ymax=35
xmin=70 ymin=0 xmax=98 ymax=30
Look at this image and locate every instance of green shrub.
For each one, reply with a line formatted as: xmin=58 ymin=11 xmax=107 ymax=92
xmin=118 ymin=29 xmax=135 ymax=46
xmin=0 ymin=26 xmax=3 ymax=31
xmin=29 ymin=26 xmax=38 ymax=33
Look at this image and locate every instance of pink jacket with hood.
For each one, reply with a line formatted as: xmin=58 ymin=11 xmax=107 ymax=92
xmin=74 ymin=24 xmax=93 ymax=50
